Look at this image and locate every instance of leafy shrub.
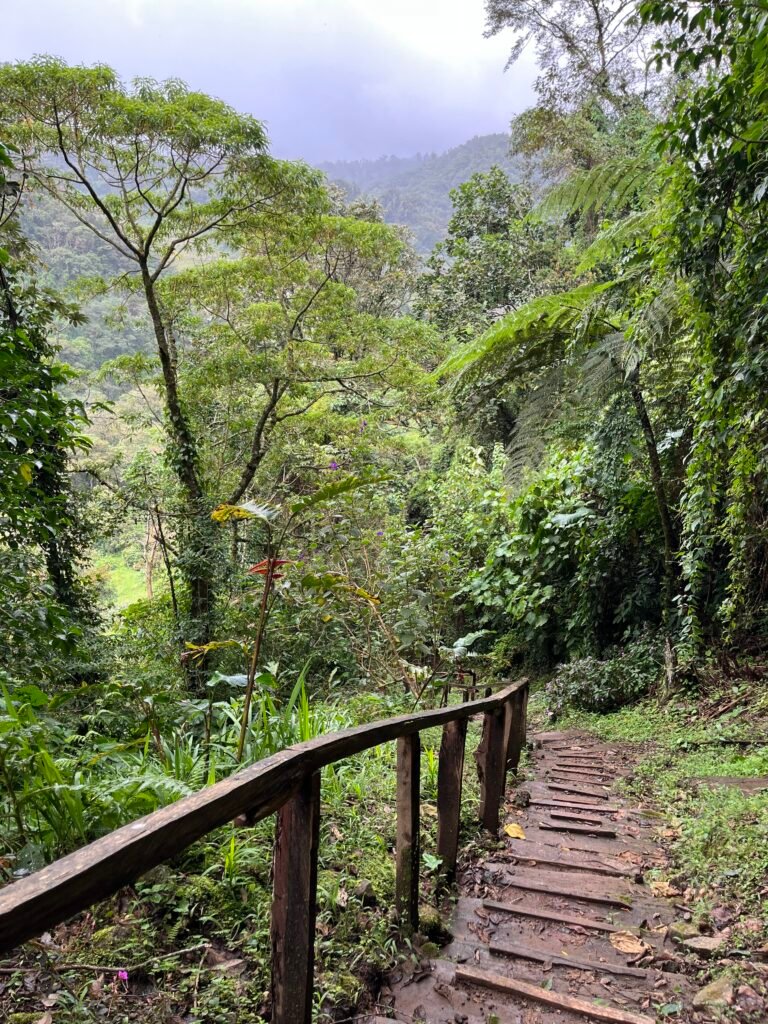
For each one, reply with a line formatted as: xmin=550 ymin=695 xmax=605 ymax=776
xmin=545 ymin=636 xmax=660 ymax=718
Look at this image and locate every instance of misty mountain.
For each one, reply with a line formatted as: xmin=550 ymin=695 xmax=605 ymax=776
xmin=320 ymin=133 xmax=522 ymax=252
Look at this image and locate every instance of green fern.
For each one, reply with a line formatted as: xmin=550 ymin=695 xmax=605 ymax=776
xmin=434 ymin=281 xmax=616 ymax=383
xmin=535 ymin=154 xmax=659 ymax=225
xmin=577 ymin=209 xmax=657 ymax=272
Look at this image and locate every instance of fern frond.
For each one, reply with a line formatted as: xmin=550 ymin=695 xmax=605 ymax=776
xmin=534 ymin=154 xmax=659 ymax=225
xmin=577 ymin=209 xmax=657 ymax=273
xmin=434 ymin=280 xmax=616 ymax=383
xmin=504 ymin=363 xmax=569 ymax=481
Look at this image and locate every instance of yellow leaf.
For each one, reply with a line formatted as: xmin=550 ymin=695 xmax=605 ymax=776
xmin=19 ymin=462 xmax=33 ymax=484
xmin=609 ymin=931 xmax=649 ymax=955
xmin=504 ymin=823 xmax=526 ymax=840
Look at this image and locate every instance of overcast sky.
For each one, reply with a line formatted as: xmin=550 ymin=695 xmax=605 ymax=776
xmin=0 ymin=0 xmax=537 ymax=162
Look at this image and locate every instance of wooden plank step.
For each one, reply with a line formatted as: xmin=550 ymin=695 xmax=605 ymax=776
xmin=489 ymin=938 xmax=650 ymax=978
xmin=503 ymin=841 xmax=635 ymax=878
xmin=499 ymin=873 xmax=630 ymax=908
xmin=548 ymin=780 xmax=611 ymax=796
xmin=554 ymin=757 xmax=612 ymax=766
xmin=547 ymin=744 xmax=607 ymax=752
xmin=455 ymin=966 xmax=655 ymax=1024
xmin=538 ymin=821 xmax=618 ymax=838
xmin=550 ymin=765 xmax=611 ymax=778
xmin=483 ymin=898 xmax=624 ymax=933
xmin=550 ymin=770 xmax=611 ymax=783
xmin=549 ymin=809 xmax=605 ymax=825
xmin=529 ymin=799 xmax=620 ymax=814
xmin=537 ymin=783 xmax=611 ymax=801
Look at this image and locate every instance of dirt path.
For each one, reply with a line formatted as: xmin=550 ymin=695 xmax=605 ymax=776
xmin=374 ymin=729 xmax=703 ymax=1024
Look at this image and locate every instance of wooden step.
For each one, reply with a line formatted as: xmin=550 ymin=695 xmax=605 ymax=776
xmin=549 ymin=809 xmax=605 ymax=825
xmin=455 ymin=966 xmax=655 ymax=1024
xmin=503 ymin=840 xmax=635 ymax=878
xmin=538 ymin=820 xmax=618 ymax=838
xmin=483 ymin=898 xmax=624 ymax=933
xmin=547 ymin=782 xmax=611 ymax=798
xmin=489 ymin=938 xmax=650 ymax=978
xmin=549 ymin=765 xmax=611 ymax=778
xmin=498 ymin=872 xmax=630 ymax=907
xmin=529 ymin=799 xmax=620 ymax=813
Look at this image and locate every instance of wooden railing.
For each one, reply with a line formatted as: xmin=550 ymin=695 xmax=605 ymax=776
xmin=0 ymin=677 xmax=528 ymax=1023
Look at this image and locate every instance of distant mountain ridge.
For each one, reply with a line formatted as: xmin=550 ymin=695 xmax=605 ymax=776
xmin=320 ymin=133 xmax=521 ymax=252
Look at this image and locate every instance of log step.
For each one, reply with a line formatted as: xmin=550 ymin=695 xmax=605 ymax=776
xmin=529 ymin=799 xmax=620 ymax=813
xmin=499 ymin=873 xmax=630 ymax=908
xmin=547 ymin=782 xmax=611 ymax=799
xmin=455 ymin=966 xmax=655 ymax=1024
xmin=483 ymin=898 xmax=624 ymax=932
xmin=549 ymin=809 xmax=605 ymax=825
xmin=489 ymin=938 xmax=650 ymax=978
xmin=549 ymin=766 xmax=610 ymax=778
xmin=538 ymin=820 xmax=618 ymax=838
xmin=504 ymin=841 xmax=635 ymax=878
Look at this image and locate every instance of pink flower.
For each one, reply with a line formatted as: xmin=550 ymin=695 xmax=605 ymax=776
xmin=117 ymin=970 xmax=128 ymax=982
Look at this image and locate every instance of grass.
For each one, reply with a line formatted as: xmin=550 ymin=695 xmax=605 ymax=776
xmin=93 ymin=552 xmax=146 ymax=608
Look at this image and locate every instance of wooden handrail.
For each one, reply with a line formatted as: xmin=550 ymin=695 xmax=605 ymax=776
xmin=0 ymin=676 xmax=528 ymax=1022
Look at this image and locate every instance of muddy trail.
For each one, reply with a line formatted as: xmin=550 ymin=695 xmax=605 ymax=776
xmin=371 ymin=730 xmax=725 ymax=1024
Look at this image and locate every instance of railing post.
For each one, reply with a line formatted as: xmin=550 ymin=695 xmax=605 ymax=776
xmin=506 ymin=686 xmax=528 ymax=773
xmin=396 ymin=734 xmax=420 ymax=934
xmin=436 ymin=718 xmax=467 ymax=882
xmin=270 ymin=772 xmax=320 ymax=1024
xmin=476 ymin=705 xmax=506 ymax=832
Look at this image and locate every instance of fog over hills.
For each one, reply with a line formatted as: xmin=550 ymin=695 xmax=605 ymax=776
xmin=321 ymin=133 xmax=522 ymax=252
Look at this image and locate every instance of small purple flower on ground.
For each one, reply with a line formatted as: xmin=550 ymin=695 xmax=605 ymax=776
xmin=329 ymin=460 xmax=339 ymax=470
xmin=118 ymin=970 xmax=128 ymax=982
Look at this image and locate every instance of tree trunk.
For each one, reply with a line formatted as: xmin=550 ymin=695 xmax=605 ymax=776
xmin=140 ymin=264 xmax=216 ymax=687
xmin=627 ymin=368 xmax=678 ymax=621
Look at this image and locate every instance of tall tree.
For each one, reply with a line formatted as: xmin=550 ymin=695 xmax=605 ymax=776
xmin=0 ymin=58 xmax=315 ymax=662
xmin=485 ymin=0 xmax=654 ymax=111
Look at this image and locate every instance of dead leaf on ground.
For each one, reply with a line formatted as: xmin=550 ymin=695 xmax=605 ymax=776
xmin=610 ymin=931 xmax=650 ymax=956
xmin=650 ymin=879 xmax=681 ymax=898
xmin=504 ymin=823 xmax=526 ymax=840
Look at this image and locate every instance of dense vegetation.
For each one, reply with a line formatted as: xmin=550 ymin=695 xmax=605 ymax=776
xmin=321 ymin=133 xmax=523 ymax=251
xmin=1 ymin=1 xmax=768 ymax=1020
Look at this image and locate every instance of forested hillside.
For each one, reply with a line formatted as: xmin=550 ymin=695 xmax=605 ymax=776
xmin=1 ymin=2 xmax=767 ymax=1022
xmin=321 ymin=133 xmax=523 ymax=250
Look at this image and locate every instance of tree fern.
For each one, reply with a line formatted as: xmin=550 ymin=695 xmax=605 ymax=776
xmin=535 ymin=153 xmax=660 ymax=225
xmin=577 ymin=209 xmax=657 ymax=272
xmin=434 ymin=281 xmax=616 ymax=383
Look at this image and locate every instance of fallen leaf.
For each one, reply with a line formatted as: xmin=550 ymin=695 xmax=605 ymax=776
xmin=504 ymin=823 xmax=526 ymax=840
xmin=650 ymin=879 xmax=681 ymax=898
xmin=610 ymin=931 xmax=649 ymax=956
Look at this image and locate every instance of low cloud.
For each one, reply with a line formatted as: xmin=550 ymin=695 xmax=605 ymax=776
xmin=0 ymin=0 xmax=537 ymax=161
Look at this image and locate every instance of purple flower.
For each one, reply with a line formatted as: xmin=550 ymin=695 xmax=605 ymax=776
xmin=360 ymin=419 xmax=368 ymax=432
xmin=376 ymin=530 xmax=384 ymax=536
xmin=329 ymin=460 xmax=339 ymax=470
xmin=117 ymin=970 xmax=128 ymax=982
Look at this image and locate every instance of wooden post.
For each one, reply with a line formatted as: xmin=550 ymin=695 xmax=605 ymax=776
xmin=507 ymin=686 xmax=529 ymax=773
xmin=436 ymin=718 xmax=467 ymax=882
xmin=476 ymin=705 xmax=506 ymax=832
xmin=270 ymin=772 xmax=320 ymax=1024
xmin=396 ymin=734 xmax=420 ymax=933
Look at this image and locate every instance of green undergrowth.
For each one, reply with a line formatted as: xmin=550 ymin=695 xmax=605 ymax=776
xmin=532 ymin=684 xmax=768 ymax=930
xmin=0 ymin=690 xmax=487 ymax=1024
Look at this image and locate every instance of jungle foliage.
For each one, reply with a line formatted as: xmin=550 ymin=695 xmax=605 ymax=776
xmin=1 ymin=1 xmax=768 ymax=1019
